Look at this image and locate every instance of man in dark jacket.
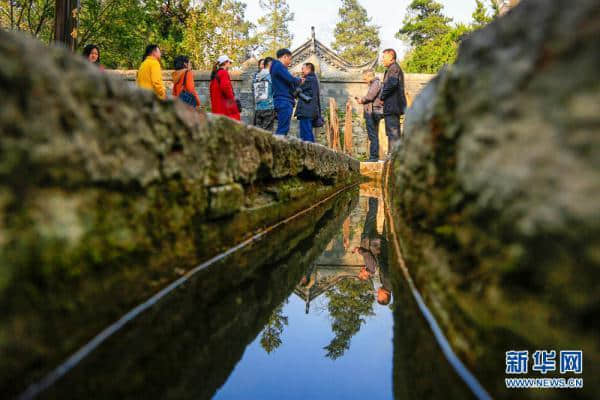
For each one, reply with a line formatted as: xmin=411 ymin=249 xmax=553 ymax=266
xmin=294 ymin=63 xmax=321 ymax=142
xmin=270 ymin=48 xmax=303 ymax=135
xmin=356 ymin=69 xmax=384 ymax=161
xmin=380 ymin=49 xmax=407 ymax=152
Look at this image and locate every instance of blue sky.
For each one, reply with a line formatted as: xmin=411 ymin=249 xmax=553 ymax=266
xmin=244 ymin=0 xmax=482 ymax=57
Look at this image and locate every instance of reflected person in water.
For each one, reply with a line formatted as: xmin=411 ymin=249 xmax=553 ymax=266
xmin=353 ymin=197 xmax=392 ymax=305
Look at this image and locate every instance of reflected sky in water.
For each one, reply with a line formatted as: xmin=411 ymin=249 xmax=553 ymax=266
xmin=214 ymin=288 xmax=393 ymax=400
xmin=215 ymin=195 xmax=394 ymax=400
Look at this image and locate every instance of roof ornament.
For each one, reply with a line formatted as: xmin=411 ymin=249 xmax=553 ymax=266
xmin=311 ymin=26 xmax=316 ymax=52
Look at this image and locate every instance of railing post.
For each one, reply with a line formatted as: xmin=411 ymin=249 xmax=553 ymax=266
xmin=344 ymin=98 xmax=353 ymax=156
xmin=328 ymin=98 xmax=340 ymax=151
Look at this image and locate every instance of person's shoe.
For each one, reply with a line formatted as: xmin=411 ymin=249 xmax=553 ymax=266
xmin=367 ymin=157 xmax=379 ymax=162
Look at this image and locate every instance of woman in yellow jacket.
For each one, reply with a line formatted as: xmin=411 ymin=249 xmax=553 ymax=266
xmin=136 ymin=44 xmax=166 ymax=100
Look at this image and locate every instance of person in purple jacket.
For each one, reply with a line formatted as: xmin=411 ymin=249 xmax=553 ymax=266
xmin=270 ymin=48 xmax=303 ymax=135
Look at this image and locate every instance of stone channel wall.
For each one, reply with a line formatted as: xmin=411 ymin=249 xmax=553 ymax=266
xmin=384 ymin=0 xmax=599 ymax=398
xmin=112 ymin=70 xmax=433 ymax=159
xmin=0 ymin=30 xmax=361 ymax=396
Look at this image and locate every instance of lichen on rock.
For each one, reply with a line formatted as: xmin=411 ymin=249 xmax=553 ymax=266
xmin=385 ymin=0 xmax=599 ymax=397
xmin=0 ymin=30 xmax=361 ymax=396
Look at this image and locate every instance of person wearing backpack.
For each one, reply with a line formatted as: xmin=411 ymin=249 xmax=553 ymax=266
xmin=172 ymin=55 xmax=201 ymax=110
xmin=253 ymin=57 xmax=276 ymax=131
xmin=210 ymin=55 xmax=241 ymax=121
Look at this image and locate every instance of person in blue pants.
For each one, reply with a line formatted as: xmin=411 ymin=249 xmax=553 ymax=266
xmin=294 ymin=62 xmax=321 ymax=142
xmin=270 ymin=48 xmax=302 ymax=135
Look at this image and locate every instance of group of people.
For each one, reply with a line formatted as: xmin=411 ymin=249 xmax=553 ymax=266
xmin=356 ymin=49 xmax=406 ymax=161
xmin=250 ymin=46 xmax=407 ymax=157
xmin=82 ymin=43 xmax=406 ymax=159
xmin=252 ymin=49 xmax=322 ymax=142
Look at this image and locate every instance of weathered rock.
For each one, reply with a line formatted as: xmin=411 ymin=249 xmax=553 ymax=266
xmin=0 ymin=30 xmax=361 ymax=396
xmin=385 ymin=0 xmax=599 ymax=398
xmin=208 ymin=183 xmax=244 ymax=219
xmin=39 ymin=187 xmax=359 ymax=400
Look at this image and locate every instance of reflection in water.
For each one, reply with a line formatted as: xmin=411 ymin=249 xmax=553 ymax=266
xmin=323 ymin=278 xmax=375 ymax=359
xmin=259 ymin=303 xmax=289 ymax=354
xmin=258 ymin=194 xmax=391 ymax=361
xmin=39 ymin=188 xmax=359 ymax=400
xmin=215 ymin=193 xmax=395 ymax=399
xmin=31 ymin=183 xmax=485 ymax=400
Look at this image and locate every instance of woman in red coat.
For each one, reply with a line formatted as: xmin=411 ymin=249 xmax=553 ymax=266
xmin=209 ymin=55 xmax=240 ymax=121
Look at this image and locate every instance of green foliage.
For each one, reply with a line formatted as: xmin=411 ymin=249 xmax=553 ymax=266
xmin=401 ymin=23 xmax=470 ymax=74
xmin=0 ymin=0 xmax=256 ymax=69
xmin=398 ymin=0 xmax=498 ymax=74
xmin=259 ymin=303 xmax=288 ymax=354
xmin=323 ymin=278 xmax=374 ymax=360
xmin=0 ymin=0 xmax=55 ymax=42
xmin=255 ymin=0 xmax=294 ymax=58
xmin=396 ymin=0 xmax=452 ymax=47
xmin=332 ymin=0 xmax=380 ymax=65
xmin=471 ymin=0 xmax=495 ymax=29
xmin=77 ymin=0 xmax=162 ymax=69
xmin=182 ymin=0 xmax=256 ymax=70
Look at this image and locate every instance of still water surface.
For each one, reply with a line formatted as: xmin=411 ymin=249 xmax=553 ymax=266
xmin=38 ymin=185 xmax=474 ymax=399
xmin=215 ymin=195 xmax=394 ymax=400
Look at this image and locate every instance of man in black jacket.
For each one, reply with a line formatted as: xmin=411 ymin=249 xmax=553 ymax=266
xmin=379 ymin=49 xmax=407 ymax=153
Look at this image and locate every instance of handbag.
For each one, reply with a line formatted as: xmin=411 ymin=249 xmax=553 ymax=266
xmin=178 ymin=71 xmax=197 ymax=108
xmin=312 ymin=115 xmax=324 ymax=128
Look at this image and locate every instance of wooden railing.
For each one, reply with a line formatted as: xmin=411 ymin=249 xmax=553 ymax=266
xmin=325 ymin=97 xmax=353 ymax=156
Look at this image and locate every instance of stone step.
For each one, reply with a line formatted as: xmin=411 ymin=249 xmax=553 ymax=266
xmin=360 ymin=161 xmax=385 ymax=180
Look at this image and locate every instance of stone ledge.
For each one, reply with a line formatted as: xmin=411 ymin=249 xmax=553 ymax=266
xmin=385 ymin=0 xmax=599 ymax=397
xmin=0 ymin=30 xmax=362 ymax=396
xmin=360 ymin=161 xmax=384 ymax=180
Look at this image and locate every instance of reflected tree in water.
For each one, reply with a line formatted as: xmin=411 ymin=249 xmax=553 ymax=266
xmin=260 ymin=303 xmax=288 ymax=354
xmin=324 ymin=279 xmax=374 ymax=359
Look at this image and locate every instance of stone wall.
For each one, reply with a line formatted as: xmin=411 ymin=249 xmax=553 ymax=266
xmin=0 ymin=30 xmax=362 ymax=396
xmin=384 ymin=0 xmax=599 ymax=397
xmin=112 ymin=70 xmax=433 ymax=159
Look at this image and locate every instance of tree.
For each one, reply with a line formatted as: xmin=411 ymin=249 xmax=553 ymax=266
xmin=471 ymin=0 xmax=498 ymax=30
xmin=255 ymin=0 xmax=293 ymax=58
xmin=76 ymin=0 xmax=162 ymax=68
xmin=331 ymin=0 xmax=380 ymax=65
xmin=182 ymin=0 xmax=255 ymax=70
xmin=0 ymin=0 xmax=224 ymax=68
xmin=0 ymin=0 xmax=55 ymax=42
xmin=401 ymin=23 xmax=470 ymax=73
xmin=397 ymin=0 xmax=496 ymax=74
xmin=396 ymin=0 xmax=452 ymax=47
xmin=323 ymin=278 xmax=374 ymax=360
xmin=259 ymin=303 xmax=288 ymax=354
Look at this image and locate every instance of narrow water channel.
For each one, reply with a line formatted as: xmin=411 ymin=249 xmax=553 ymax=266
xmin=214 ymin=194 xmax=394 ymax=400
xmin=33 ymin=183 xmax=476 ymax=400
